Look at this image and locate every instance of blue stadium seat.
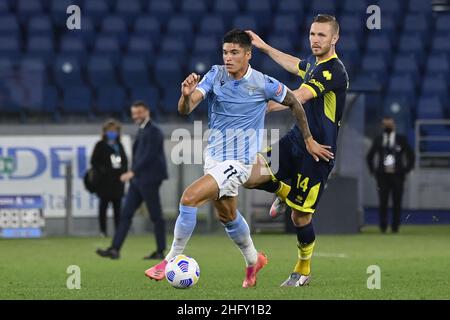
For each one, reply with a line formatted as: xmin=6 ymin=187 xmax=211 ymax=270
xmin=93 ymin=36 xmax=121 ymax=64
xmin=376 ymin=0 xmax=404 ymax=14
xmin=273 ymin=14 xmax=300 ymax=34
xmin=87 ymin=56 xmax=118 ymax=87
xmin=365 ymin=34 xmax=392 ymax=59
xmin=261 ymin=56 xmax=291 ymax=84
xmin=17 ymin=0 xmax=43 ymax=21
xmin=95 ymin=86 xmax=127 ymax=114
xmin=417 ymin=95 xmax=443 ymax=120
xmin=59 ymin=35 xmax=87 ymax=59
xmin=115 ymin=0 xmax=141 ymax=26
xmin=27 ymin=15 xmax=52 ymax=37
xmin=26 ymin=35 xmax=54 ymax=63
xmin=154 ymin=56 xmax=183 ymax=90
xmin=432 ymin=34 xmax=450 ymax=52
xmin=339 ymin=14 xmax=365 ymax=41
xmin=392 ymin=55 xmax=420 ymax=79
xmin=192 ymin=35 xmax=219 ymax=57
xmin=422 ymin=75 xmax=448 ymax=100
xmin=388 ymin=73 xmax=416 ymax=94
xmin=147 ymin=0 xmax=174 ymax=23
xmin=383 ymin=93 xmax=413 ymax=133
xmin=408 ymin=0 xmax=432 ymax=13
xmin=341 ymin=0 xmax=368 ymax=14
xmin=398 ymin=33 xmax=425 ymax=59
xmin=309 ymin=0 xmax=337 ymax=16
xmin=53 ymin=56 xmax=85 ymax=88
xmin=126 ymin=36 xmax=155 ymax=66
xmin=198 ymin=15 xmax=225 ymax=38
xmin=267 ymin=34 xmax=295 ymax=54
xmin=0 ymin=36 xmax=20 ymax=59
xmin=166 ymin=16 xmax=195 ymax=46
xmin=244 ymin=0 xmax=272 ymax=29
xmin=100 ymin=15 xmax=128 ymax=46
xmin=0 ymin=1 xmax=10 ymax=12
xmin=62 ymin=86 xmax=93 ymax=114
xmin=188 ymin=54 xmax=215 ymax=74
xmin=276 ymin=0 xmax=303 ymax=14
xmin=129 ymin=86 xmax=160 ymax=118
xmin=161 ymin=87 xmax=182 ymax=115
xmin=231 ymin=15 xmax=258 ymax=31
xmin=0 ymin=15 xmax=20 ymax=37
xmin=181 ymin=0 xmax=207 ymax=24
xmin=213 ymin=0 xmax=240 ymax=22
xmin=426 ymin=53 xmax=449 ymax=74
xmin=337 ymin=33 xmax=360 ymax=53
xmin=42 ymin=86 xmax=60 ymax=115
xmin=134 ymin=15 xmax=161 ymax=43
xmin=403 ymin=13 xmax=430 ymax=36
xmin=84 ymin=0 xmax=110 ymax=27
xmin=435 ymin=14 xmax=450 ymax=32
xmin=121 ymin=55 xmax=150 ymax=87
xmin=160 ymin=36 xmax=187 ymax=55
xmin=361 ymin=54 xmax=388 ymax=82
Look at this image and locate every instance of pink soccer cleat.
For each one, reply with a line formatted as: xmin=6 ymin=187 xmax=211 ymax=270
xmin=269 ymin=197 xmax=286 ymax=218
xmin=242 ymin=252 xmax=268 ymax=288
xmin=144 ymin=259 xmax=168 ymax=281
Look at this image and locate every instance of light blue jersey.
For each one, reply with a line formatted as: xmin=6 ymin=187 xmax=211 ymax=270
xmin=196 ymin=65 xmax=287 ymax=164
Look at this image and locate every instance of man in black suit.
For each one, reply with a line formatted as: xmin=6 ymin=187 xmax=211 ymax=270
xmin=96 ymin=101 xmax=168 ymax=259
xmin=367 ymin=116 xmax=415 ymax=233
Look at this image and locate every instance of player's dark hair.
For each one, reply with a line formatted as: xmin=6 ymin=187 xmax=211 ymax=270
xmin=223 ymin=29 xmax=252 ymax=51
xmin=313 ymin=14 xmax=340 ymax=34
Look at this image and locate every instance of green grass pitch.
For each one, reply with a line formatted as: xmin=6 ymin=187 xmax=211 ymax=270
xmin=1 ymin=225 xmax=449 ymax=300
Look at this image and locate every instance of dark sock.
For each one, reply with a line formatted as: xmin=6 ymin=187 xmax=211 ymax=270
xmin=255 ymin=180 xmax=280 ymax=193
xmin=296 ymin=222 xmax=315 ymax=246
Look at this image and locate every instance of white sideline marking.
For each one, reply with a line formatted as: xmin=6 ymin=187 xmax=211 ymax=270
xmin=314 ymin=252 xmax=349 ymax=258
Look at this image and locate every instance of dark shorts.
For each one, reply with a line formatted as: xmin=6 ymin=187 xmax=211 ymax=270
xmin=258 ymin=134 xmax=333 ymax=213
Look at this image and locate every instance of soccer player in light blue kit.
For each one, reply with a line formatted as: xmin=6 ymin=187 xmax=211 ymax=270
xmin=145 ymin=29 xmax=332 ymax=287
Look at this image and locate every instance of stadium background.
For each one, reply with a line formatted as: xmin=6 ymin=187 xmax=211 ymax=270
xmin=0 ymin=0 xmax=449 ymax=300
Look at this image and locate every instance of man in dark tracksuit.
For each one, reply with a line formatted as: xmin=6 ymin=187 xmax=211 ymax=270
xmin=97 ymin=101 xmax=168 ymax=259
xmin=367 ymin=117 xmax=415 ymax=233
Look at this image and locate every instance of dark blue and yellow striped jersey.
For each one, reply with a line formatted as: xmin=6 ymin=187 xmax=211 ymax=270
xmin=288 ymin=53 xmax=349 ymax=157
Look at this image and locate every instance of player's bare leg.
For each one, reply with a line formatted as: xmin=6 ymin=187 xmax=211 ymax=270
xmin=145 ymin=175 xmax=219 ymax=281
xmin=214 ymin=197 xmax=267 ymax=288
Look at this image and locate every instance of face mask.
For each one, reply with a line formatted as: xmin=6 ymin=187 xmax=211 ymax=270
xmin=106 ymin=131 xmax=118 ymax=141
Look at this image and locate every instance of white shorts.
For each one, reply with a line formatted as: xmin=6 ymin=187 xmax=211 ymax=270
xmin=204 ymin=154 xmax=253 ymax=198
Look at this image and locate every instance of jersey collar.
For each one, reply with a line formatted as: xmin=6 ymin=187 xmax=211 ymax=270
xmin=316 ymin=53 xmax=338 ymax=65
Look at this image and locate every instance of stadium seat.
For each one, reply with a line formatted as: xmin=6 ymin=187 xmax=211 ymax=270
xmin=339 ymin=14 xmax=365 ymax=41
xmin=422 ymin=75 xmax=448 ymax=100
xmin=92 ymin=36 xmax=121 ymax=64
xmin=192 ymin=35 xmax=220 ymax=59
xmin=426 ymin=54 xmax=449 ymax=74
xmin=42 ymin=86 xmax=60 ymax=115
xmin=115 ymin=0 xmax=141 ymax=26
xmin=147 ymin=0 xmax=174 ymax=23
xmin=261 ymin=56 xmax=291 ymax=84
xmin=0 ymin=36 xmax=20 ymax=59
xmin=388 ymin=73 xmax=416 ymax=93
xmin=417 ymin=95 xmax=444 ymax=120
xmin=154 ymin=56 xmax=183 ymax=90
xmin=166 ymin=16 xmax=195 ymax=47
xmin=273 ymin=14 xmax=300 ymax=34
xmin=0 ymin=1 xmax=10 ymax=12
xmin=408 ymin=0 xmax=432 ymax=13
xmin=361 ymin=54 xmax=388 ymax=82
xmin=266 ymin=34 xmax=295 ymax=54
xmin=276 ymin=0 xmax=303 ymax=15
xmin=120 ymin=55 xmax=150 ymax=87
xmin=231 ymin=15 xmax=258 ymax=31
xmin=435 ymin=14 xmax=450 ymax=32
xmin=134 ymin=15 xmax=161 ymax=43
xmin=100 ymin=15 xmax=128 ymax=46
xmin=87 ymin=56 xmax=118 ymax=87
xmin=392 ymin=55 xmax=420 ymax=79
xmin=403 ymin=13 xmax=430 ymax=36
xmin=160 ymin=87 xmax=182 ymax=115
xmin=181 ymin=0 xmax=207 ymax=25
xmin=375 ymin=0 xmax=404 ymax=14
xmin=383 ymin=93 xmax=413 ymax=134
xmin=244 ymin=0 xmax=272 ymax=29
xmin=0 ymin=15 xmax=20 ymax=37
xmin=198 ymin=15 xmax=225 ymax=38
xmin=432 ymin=33 xmax=450 ymax=52
xmin=95 ymin=85 xmax=127 ymax=114
xmin=26 ymin=35 xmax=54 ymax=63
xmin=62 ymin=86 xmax=93 ymax=114
xmin=309 ymin=0 xmax=337 ymax=16
xmin=213 ymin=0 xmax=240 ymax=22
xmin=83 ymin=0 xmax=110 ymax=27
xmin=160 ymin=36 xmax=188 ymax=55
xmin=188 ymin=54 xmax=215 ymax=74
xmin=365 ymin=34 xmax=392 ymax=59
xmin=341 ymin=0 xmax=368 ymax=14
xmin=126 ymin=36 xmax=155 ymax=67
xmin=397 ymin=33 xmax=426 ymax=61
xmin=53 ymin=56 xmax=85 ymax=88
xmin=17 ymin=0 xmax=43 ymax=20
xmin=27 ymin=15 xmax=52 ymax=37
xmin=59 ymin=35 xmax=87 ymax=59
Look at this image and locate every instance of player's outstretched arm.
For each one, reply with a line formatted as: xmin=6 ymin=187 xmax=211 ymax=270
xmin=281 ymin=89 xmax=334 ymax=162
xmin=246 ymin=30 xmax=300 ymax=75
xmin=178 ymin=73 xmax=204 ymax=115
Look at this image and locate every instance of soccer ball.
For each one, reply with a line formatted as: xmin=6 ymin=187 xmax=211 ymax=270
xmin=165 ymin=255 xmax=200 ymax=289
